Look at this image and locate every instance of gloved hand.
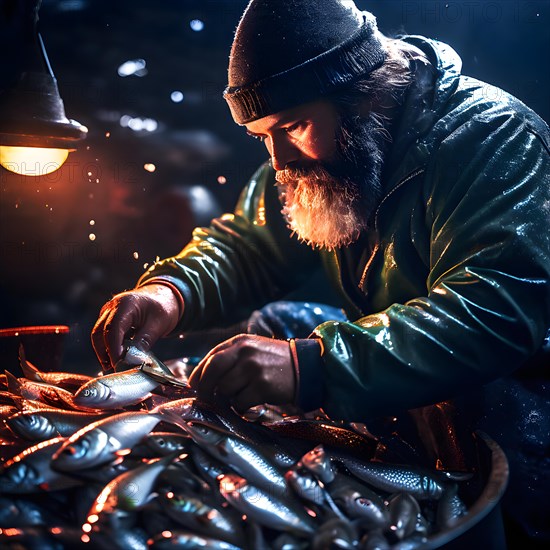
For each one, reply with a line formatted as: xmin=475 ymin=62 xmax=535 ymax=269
xmin=91 ymin=283 xmax=182 ymax=370
xmin=188 ymin=334 xmax=296 ymax=413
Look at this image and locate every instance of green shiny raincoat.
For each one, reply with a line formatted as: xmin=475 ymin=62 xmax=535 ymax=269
xmin=140 ymin=35 xmax=550 ymax=418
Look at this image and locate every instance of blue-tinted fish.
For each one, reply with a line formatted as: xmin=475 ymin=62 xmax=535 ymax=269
xmin=0 ymin=436 xmax=82 ymax=493
xmin=51 ymin=411 xmax=162 ymax=471
xmin=335 ymin=457 xmax=449 ymax=500
xmin=158 ymin=488 xmax=246 ymax=547
xmin=219 ymin=473 xmax=317 ymax=536
xmin=6 ymin=408 xmax=110 ymax=440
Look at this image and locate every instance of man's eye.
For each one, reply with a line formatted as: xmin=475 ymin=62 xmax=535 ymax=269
xmin=284 ymin=123 xmax=303 ymax=135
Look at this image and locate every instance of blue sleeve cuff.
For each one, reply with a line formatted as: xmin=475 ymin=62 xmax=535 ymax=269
xmin=295 ymin=338 xmax=324 ymax=412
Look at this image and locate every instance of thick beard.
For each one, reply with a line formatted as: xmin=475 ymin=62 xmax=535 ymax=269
xmin=275 ymin=112 xmax=389 ymax=251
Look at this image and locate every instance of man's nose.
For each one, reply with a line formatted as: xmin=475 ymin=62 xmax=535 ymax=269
xmin=269 ymin=136 xmax=301 ymax=171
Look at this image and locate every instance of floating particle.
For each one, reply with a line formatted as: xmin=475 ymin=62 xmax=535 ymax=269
xmin=171 ymin=91 xmax=184 ymax=103
xmin=143 ymin=263 xmax=149 ymax=270
xmin=144 ymin=163 xmax=156 ymax=172
xmin=89 ymin=220 xmax=95 ymax=226
xmin=190 ymin=19 xmax=204 ymax=32
xmin=133 ymin=251 xmax=139 ymax=260
xmin=89 ymin=233 xmax=96 ymax=241
xmin=117 ymin=59 xmax=147 ymax=77
xmin=87 ymin=171 xmax=92 ymax=177
xmin=217 ymin=175 xmax=227 ymax=184
xmin=95 ymin=178 xmax=100 ymax=183
xmin=105 ymin=132 xmax=111 ymax=138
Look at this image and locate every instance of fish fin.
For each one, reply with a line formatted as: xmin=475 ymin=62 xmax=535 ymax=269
xmin=5 ymin=370 xmax=22 ymax=395
xmin=18 ymin=345 xmax=46 ymax=382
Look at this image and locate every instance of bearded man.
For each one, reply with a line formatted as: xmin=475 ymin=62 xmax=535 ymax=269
xmin=92 ymin=0 xmax=550 ymax=545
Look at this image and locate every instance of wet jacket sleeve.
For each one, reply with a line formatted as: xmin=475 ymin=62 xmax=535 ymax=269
xmin=306 ymin=114 xmax=550 ymax=420
xmin=137 ymin=164 xmax=321 ymax=330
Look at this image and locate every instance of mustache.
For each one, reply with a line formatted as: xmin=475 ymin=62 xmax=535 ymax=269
xmin=275 ymin=162 xmax=337 ymax=185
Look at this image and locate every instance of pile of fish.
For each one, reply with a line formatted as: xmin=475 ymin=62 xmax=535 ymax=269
xmin=0 ymin=343 xmax=475 ymax=549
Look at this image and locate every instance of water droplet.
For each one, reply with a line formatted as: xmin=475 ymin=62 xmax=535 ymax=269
xmin=190 ymin=19 xmax=204 ymax=32
xmin=171 ymin=91 xmax=184 ymax=103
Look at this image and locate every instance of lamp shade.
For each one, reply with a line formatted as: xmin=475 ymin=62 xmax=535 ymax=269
xmin=0 ymin=0 xmax=87 ymax=148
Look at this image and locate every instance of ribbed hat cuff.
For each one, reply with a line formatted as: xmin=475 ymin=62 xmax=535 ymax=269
xmin=224 ymin=16 xmax=386 ymax=124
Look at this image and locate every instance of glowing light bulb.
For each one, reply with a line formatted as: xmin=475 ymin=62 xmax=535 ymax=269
xmin=0 ymin=146 xmax=70 ymax=176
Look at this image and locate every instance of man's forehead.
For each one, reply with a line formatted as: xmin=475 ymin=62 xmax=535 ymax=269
xmin=244 ymin=99 xmax=336 ymax=133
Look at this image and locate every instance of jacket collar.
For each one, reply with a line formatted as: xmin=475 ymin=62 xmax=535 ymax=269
xmin=383 ymin=36 xmax=463 ymax=191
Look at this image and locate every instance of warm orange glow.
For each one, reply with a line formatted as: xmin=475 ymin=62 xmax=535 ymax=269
xmin=0 ymin=146 xmax=70 ymax=176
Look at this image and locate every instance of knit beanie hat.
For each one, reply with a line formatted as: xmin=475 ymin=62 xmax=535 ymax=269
xmin=224 ymin=0 xmax=386 ymax=124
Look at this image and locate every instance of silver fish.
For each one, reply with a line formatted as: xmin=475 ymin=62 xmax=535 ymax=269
xmin=360 ymin=529 xmax=391 ymax=550
xmin=311 ymin=517 xmax=358 ymax=549
xmin=328 ymin=473 xmax=388 ymax=527
xmin=5 ymin=370 xmax=80 ymax=410
xmin=0 ymin=496 xmax=55 ymax=527
xmin=174 ymin=419 xmax=287 ymax=495
xmin=336 ymin=457 xmax=448 ymax=500
xmin=0 ymin=436 xmax=82 ymax=493
xmin=148 ymin=530 xmax=243 ymax=550
xmin=436 ymin=483 xmax=467 ymax=528
xmin=115 ymin=341 xmax=173 ymax=375
xmin=153 ymin=398 xmax=297 ymax=468
xmin=300 ymin=445 xmax=335 ymax=484
xmin=51 ymin=411 xmax=162 ymax=471
xmin=219 ymin=473 xmax=317 ymax=536
xmin=158 ymin=489 xmax=246 ymax=547
xmin=73 ymin=368 xmax=160 ymax=409
xmin=6 ymin=408 xmax=110 ymax=440
xmin=285 ymin=467 xmax=326 ymax=506
xmin=19 ymin=345 xmax=92 ymax=390
xmin=387 ymin=493 xmax=421 ymax=540
xmin=84 ymin=452 xmax=178 ymax=520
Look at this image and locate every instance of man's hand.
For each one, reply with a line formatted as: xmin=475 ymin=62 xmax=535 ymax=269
xmin=91 ymin=283 xmax=182 ymax=370
xmin=188 ymin=334 xmax=296 ymax=413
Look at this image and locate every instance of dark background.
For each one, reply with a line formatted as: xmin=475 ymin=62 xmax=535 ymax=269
xmin=1 ymin=0 xmax=548 ymax=373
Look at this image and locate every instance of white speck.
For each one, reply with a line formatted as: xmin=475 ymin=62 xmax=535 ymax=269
xmin=190 ymin=19 xmax=204 ymax=32
xmin=171 ymin=91 xmax=184 ymax=103
xmin=217 ymin=175 xmax=227 ymax=184
xmin=87 ymin=171 xmax=92 ymax=177
xmin=133 ymin=251 xmax=139 ymax=259
xmin=105 ymin=132 xmax=111 ymax=138
xmin=313 ymin=307 xmax=323 ymax=315
xmin=117 ymin=59 xmax=147 ymax=77
xmin=144 ymin=163 xmax=156 ymax=173
xmin=143 ymin=263 xmax=149 ymax=269
xmin=89 ymin=233 xmax=96 ymax=241
xmin=89 ymin=220 xmax=95 ymax=226
xmin=95 ymin=178 xmax=100 ymax=183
